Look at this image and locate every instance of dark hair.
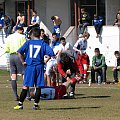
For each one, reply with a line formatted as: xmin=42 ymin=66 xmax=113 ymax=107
xmin=33 ymin=10 xmax=37 ymax=14
xmin=60 ymin=37 xmax=65 ymax=41
xmin=16 ymin=26 xmax=24 ymax=31
xmin=40 ymin=29 xmax=45 ymax=33
xmin=60 ymin=53 xmax=69 ymax=63
xmin=51 ymin=16 xmax=55 ymax=20
xmin=94 ymin=48 xmax=100 ymax=52
xmin=29 ymin=27 xmax=40 ymax=38
xmin=52 ymin=32 xmax=57 ymax=36
xmin=114 ymin=51 xmax=119 ymax=55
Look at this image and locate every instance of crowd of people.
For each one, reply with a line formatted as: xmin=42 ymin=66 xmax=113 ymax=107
xmin=0 ymin=8 xmax=120 ymax=110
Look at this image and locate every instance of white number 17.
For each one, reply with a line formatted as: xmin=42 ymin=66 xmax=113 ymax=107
xmin=30 ymin=45 xmax=41 ymax=58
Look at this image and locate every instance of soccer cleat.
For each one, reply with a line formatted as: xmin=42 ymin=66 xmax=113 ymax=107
xmin=32 ymin=105 xmax=40 ymax=110
xmin=14 ymin=105 xmax=23 ymax=110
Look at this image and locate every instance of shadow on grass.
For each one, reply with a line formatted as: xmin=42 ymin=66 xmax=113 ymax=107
xmin=77 ymin=95 xmax=111 ymax=99
xmin=45 ymin=106 xmax=102 ymax=110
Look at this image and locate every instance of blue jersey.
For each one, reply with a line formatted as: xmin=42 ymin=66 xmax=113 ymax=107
xmin=18 ymin=39 xmax=55 ymax=66
xmin=94 ymin=16 xmax=103 ymax=26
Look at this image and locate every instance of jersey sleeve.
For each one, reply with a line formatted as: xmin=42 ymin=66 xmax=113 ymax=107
xmin=73 ymin=39 xmax=80 ymax=48
xmin=44 ymin=43 xmax=55 ymax=57
xmin=17 ymin=41 xmax=29 ymax=55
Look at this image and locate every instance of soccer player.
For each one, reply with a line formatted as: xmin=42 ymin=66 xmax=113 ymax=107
xmin=73 ymin=32 xmax=90 ymax=83
xmin=5 ymin=26 xmax=26 ymax=101
xmin=57 ymin=52 xmax=81 ymax=97
xmin=51 ymin=16 xmax=62 ymax=38
xmin=14 ymin=27 xmax=54 ymax=110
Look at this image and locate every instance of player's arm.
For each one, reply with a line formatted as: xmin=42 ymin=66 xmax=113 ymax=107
xmin=18 ymin=52 xmax=26 ymax=65
xmin=44 ymin=56 xmax=51 ymax=64
xmin=73 ymin=40 xmax=81 ymax=54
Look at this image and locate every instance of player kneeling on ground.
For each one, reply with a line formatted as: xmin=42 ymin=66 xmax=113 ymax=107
xmin=57 ymin=52 xmax=82 ymax=98
xmin=14 ymin=27 xmax=55 ymax=110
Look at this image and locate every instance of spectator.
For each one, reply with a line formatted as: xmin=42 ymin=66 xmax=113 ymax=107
xmin=4 ymin=15 xmax=14 ymax=37
xmin=93 ymin=14 xmax=103 ymax=38
xmin=51 ymin=16 xmax=62 ymax=38
xmin=91 ymin=48 xmax=107 ymax=84
xmin=112 ymin=51 xmax=120 ymax=84
xmin=113 ymin=9 xmax=120 ymax=27
xmin=78 ymin=8 xmax=90 ymax=35
xmin=26 ymin=10 xmax=40 ymax=38
xmin=13 ymin=11 xmax=25 ymax=32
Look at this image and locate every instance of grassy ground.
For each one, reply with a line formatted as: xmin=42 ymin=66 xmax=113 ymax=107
xmin=0 ymin=68 xmax=120 ymax=120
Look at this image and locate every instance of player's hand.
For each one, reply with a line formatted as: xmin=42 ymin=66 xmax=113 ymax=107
xmin=22 ymin=62 xmax=26 ymax=65
xmin=66 ymin=69 xmax=71 ymax=75
xmin=94 ymin=66 xmax=98 ymax=70
xmin=112 ymin=67 xmax=116 ymax=71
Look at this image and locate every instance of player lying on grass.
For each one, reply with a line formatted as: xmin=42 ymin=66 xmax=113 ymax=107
xmin=14 ymin=27 xmax=55 ymax=110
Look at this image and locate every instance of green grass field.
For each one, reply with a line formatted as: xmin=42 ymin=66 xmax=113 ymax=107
xmin=0 ymin=68 xmax=120 ymax=120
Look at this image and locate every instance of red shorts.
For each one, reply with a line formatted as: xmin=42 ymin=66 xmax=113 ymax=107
xmin=76 ymin=53 xmax=89 ymax=65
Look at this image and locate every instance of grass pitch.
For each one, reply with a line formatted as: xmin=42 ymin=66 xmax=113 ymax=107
xmin=0 ymin=69 xmax=120 ymax=120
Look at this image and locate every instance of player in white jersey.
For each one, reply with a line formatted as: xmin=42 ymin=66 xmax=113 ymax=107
xmin=73 ymin=32 xmax=90 ymax=82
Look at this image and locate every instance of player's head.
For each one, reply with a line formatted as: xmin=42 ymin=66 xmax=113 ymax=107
xmin=16 ymin=26 xmax=24 ymax=34
xmin=60 ymin=37 xmax=66 ymax=46
xmin=52 ymin=33 xmax=58 ymax=40
xmin=94 ymin=48 xmax=100 ymax=56
xmin=114 ymin=51 xmax=120 ymax=59
xmin=40 ymin=29 xmax=45 ymax=38
xmin=51 ymin=16 xmax=55 ymax=20
xmin=81 ymin=8 xmax=86 ymax=14
xmin=29 ymin=27 xmax=40 ymax=39
xmin=83 ymin=32 xmax=90 ymax=40
xmin=32 ymin=10 xmax=37 ymax=16
xmin=18 ymin=11 xmax=22 ymax=16
xmin=60 ymin=52 xmax=70 ymax=63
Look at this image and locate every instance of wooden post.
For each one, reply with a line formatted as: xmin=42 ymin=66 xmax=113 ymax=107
xmin=74 ymin=0 xmax=78 ymax=41
xmin=27 ymin=0 xmax=30 ymax=26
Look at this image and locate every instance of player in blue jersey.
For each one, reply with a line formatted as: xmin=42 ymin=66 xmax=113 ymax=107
xmin=14 ymin=28 xmax=55 ymax=110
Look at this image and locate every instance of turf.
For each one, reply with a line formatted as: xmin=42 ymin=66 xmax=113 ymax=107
xmin=0 ymin=68 xmax=120 ymax=120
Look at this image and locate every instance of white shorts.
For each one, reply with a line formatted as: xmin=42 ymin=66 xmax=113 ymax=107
xmin=46 ymin=58 xmax=57 ymax=75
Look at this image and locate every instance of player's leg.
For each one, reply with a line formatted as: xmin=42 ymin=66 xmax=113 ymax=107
xmin=14 ymin=86 xmax=29 ymax=110
xmin=9 ymin=55 xmax=19 ymax=100
xmin=82 ymin=54 xmax=89 ymax=83
xmin=33 ymin=65 xmax=44 ymax=110
xmin=14 ymin=66 xmax=35 ymax=110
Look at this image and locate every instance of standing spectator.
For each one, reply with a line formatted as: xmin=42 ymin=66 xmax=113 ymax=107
xmin=73 ymin=32 xmax=90 ymax=83
xmin=112 ymin=51 xmax=120 ymax=84
xmin=91 ymin=48 xmax=107 ymax=84
xmin=14 ymin=27 xmax=54 ymax=110
xmin=26 ymin=10 xmax=40 ymax=38
xmin=113 ymin=9 xmax=120 ymax=27
xmin=5 ymin=27 xmax=26 ymax=101
xmin=13 ymin=11 xmax=25 ymax=32
xmin=78 ymin=8 xmax=90 ymax=35
xmin=93 ymin=14 xmax=103 ymax=38
xmin=4 ymin=15 xmax=14 ymax=37
xmin=51 ymin=16 xmax=62 ymax=38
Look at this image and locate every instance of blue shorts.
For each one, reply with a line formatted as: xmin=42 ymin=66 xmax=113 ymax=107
xmin=53 ymin=25 xmax=60 ymax=38
xmin=23 ymin=65 xmax=44 ymax=87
